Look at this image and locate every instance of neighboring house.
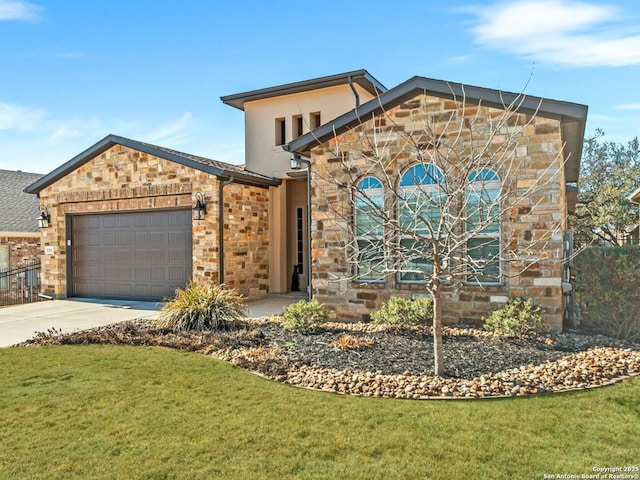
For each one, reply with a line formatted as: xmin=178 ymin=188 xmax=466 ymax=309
xmin=629 ymin=186 xmax=640 ymax=245
xmin=0 ymin=169 xmax=43 ymax=273
xmin=25 ymin=70 xmax=588 ymax=331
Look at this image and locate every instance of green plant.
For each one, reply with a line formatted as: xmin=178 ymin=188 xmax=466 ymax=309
xmin=483 ymin=299 xmax=545 ymax=337
xmin=282 ymin=299 xmax=328 ymax=334
xmin=574 ymin=246 xmax=640 ymax=342
xmin=157 ymin=281 xmax=246 ymax=331
xmin=370 ymin=296 xmax=433 ymax=329
xmin=2 ymin=345 xmax=639 ymax=479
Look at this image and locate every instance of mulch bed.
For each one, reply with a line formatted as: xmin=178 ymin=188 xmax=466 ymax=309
xmin=18 ymin=318 xmax=640 ymax=399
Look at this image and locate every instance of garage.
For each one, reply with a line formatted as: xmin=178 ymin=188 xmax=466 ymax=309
xmin=70 ymin=210 xmax=192 ymax=301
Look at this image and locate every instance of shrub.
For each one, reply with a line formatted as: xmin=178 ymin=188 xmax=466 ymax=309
xmin=483 ymin=299 xmax=545 ymax=337
xmin=157 ymin=281 xmax=246 ymax=332
xmin=574 ymin=246 xmax=640 ymax=342
xmin=370 ymin=296 xmax=433 ymax=329
xmin=282 ymin=299 xmax=328 ymax=334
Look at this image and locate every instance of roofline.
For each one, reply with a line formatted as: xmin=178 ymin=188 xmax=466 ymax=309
xmin=284 ymin=76 xmax=588 ymax=184
xmin=629 ymin=186 xmax=640 ymax=204
xmin=24 ymin=134 xmax=280 ymax=194
xmin=220 ymin=69 xmax=387 ymax=111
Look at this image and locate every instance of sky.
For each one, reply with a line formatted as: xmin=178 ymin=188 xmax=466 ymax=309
xmin=1 ymin=0 xmax=639 ymax=175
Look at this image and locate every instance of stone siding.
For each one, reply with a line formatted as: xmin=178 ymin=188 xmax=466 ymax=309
xmin=309 ymin=93 xmax=567 ymax=331
xmin=37 ymin=144 xmax=270 ymax=300
xmin=222 ymin=183 xmax=270 ymax=298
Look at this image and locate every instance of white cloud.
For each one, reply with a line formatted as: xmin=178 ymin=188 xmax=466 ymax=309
xmin=0 ymin=0 xmax=41 ymax=21
xmin=0 ymin=102 xmax=46 ymax=131
xmin=443 ymin=55 xmax=473 ymax=66
xmin=145 ymin=112 xmax=194 ymax=146
xmin=615 ymin=103 xmax=640 ymax=111
xmin=467 ymin=0 xmax=640 ymax=67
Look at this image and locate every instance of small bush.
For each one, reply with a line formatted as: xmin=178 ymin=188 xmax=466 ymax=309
xmin=282 ymin=299 xmax=328 ymax=335
xmin=370 ymin=296 xmax=433 ymax=329
xmin=282 ymin=299 xmax=328 ymax=334
xmin=483 ymin=299 xmax=544 ymax=337
xmin=157 ymin=281 xmax=246 ymax=332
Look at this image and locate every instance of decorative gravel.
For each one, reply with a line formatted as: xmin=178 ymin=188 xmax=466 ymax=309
xmin=18 ymin=318 xmax=640 ymax=399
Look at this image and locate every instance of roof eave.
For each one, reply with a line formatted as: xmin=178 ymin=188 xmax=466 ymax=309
xmin=220 ymin=69 xmax=387 ymax=111
xmin=285 ymin=76 xmax=588 ymax=184
xmin=629 ymin=186 xmax=640 ymax=204
xmin=24 ymin=134 xmax=280 ymax=194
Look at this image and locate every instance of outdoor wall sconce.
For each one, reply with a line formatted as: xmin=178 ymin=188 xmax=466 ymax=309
xmin=290 ymin=156 xmax=302 ymax=170
xmin=192 ymin=192 xmax=207 ymax=221
xmin=37 ymin=207 xmax=51 ymax=229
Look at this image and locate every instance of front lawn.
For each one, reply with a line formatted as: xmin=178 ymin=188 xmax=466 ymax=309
xmin=1 ymin=345 xmax=638 ymax=479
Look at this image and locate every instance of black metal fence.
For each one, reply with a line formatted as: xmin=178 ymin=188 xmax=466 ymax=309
xmin=0 ymin=260 xmax=42 ymax=307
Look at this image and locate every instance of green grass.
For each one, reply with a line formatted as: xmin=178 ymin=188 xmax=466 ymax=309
xmin=1 ymin=346 xmax=638 ymax=479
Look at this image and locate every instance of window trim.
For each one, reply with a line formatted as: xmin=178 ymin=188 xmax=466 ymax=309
xmin=293 ymin=114 xmax=304 ymax=139
xmin=275 ymin=117 xmax=286 ymax=146
xmin=310 ymin=111 xmax=321 ymax=129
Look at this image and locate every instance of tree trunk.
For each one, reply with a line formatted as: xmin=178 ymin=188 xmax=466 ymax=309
xmin=432 ymin=286 xmax=445 ymax=376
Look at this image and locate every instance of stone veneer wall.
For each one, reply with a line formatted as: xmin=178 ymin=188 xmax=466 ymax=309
xmin=0 ymin=233 xmax=41 ymax=267
xmin=222 ymin=183 xmax=270 ymax=298
xmin=309 ymin=93 xmax=568 ymax=331
xmin=36 ymin=144 xmax=270 ymax=300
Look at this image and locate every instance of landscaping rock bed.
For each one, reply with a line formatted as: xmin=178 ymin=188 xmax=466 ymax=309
xmin=19 ymin=318 xmax=640 ymax=399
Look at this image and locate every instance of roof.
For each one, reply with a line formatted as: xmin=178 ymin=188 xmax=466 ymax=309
xmin=629 ymin=186 xmax=640 ymax=204
xmin=284 ymin=75 xmax=588 ymax=184
xmin=0 ymin=169 xmax=43 ymax=233
xmin=24 ymin=134 xmax=281 ymax=195
xmin=220 ymin=69 xmax=387 ymax=111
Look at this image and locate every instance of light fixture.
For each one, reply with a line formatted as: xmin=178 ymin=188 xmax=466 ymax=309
xmin=290 ymin=156 xmax=301 ymax=170
xmin=193 ymin=192 xmax=207 ymax=221
xmin=37 ymin=207 xmax=50 ymax=229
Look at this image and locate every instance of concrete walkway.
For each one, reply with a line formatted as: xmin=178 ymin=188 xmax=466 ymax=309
xmin=0 ymin=298 xmax=161 ymax=348
xmin=0 ymin=293 xmax=305 ymax=348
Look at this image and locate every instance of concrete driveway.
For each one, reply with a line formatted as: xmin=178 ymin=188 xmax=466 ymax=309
xmin=0 ymin=298 xmax=161 ymax=348
xmin=0 ymin=293 xmax=303 ymax=348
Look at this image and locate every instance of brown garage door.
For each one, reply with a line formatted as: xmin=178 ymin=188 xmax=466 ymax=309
xmin=71 ymin=210 xmax=192 ymax=301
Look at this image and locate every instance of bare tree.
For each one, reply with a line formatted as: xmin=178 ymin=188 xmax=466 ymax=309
xmin=311 ymin=87 xmax=570 ymax=376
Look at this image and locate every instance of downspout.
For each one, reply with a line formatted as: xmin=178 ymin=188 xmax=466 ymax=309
xmin=219 ymin=176 xmax=234 ymax=285
xmin=347 ymin=75 xmax=360 ymax=108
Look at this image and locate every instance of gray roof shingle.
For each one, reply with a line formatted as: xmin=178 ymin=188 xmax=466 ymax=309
xmin=0 ymin=169 xmax=43 ymax=233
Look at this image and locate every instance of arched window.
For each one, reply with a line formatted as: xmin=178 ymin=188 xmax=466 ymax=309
xmin=354 ymin=176 xmax=385 ymax=282
xmin=466 ymin=168 xmax=501 ymax=283
xmin=398 ymin=164 xmax=445 ymax=282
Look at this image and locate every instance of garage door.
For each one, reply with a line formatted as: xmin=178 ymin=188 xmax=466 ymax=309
xmin=71 ymin=210 xmax=192 ymax=301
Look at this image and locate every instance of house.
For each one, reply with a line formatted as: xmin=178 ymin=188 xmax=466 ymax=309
xmin=25 ymin=70 xmax=588 ymax=330
xmin=0 ymin=169 xmax=43 ymax=272
xmin=24 ymin=70 xmax=383 ymax=302
xmin=629 ymin=186 xmax=640 ymax=245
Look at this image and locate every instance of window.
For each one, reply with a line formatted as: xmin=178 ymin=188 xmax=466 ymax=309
xmin=354 ymin=176 xmax=385 ymax=282
xmin=296 ymin=207 xmax=304 ymax=274
xmin=398 ymin=164 xmax=445 ymax=282
xmin=0 ymin=245 xmax=8 ymax=290
xmin=466 ymin=168 xmax=501 ymax=283
xmin=310 ymin=112 xmax=321 ymax=129
xmin=275 ymin=117 xmax=286 ymax=146
xmin=293 ymin=115 xmax=304 ymax=139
